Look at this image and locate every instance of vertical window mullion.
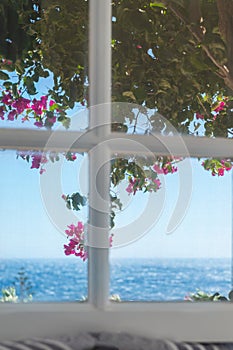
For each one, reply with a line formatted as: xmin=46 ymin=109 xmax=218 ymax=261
xmin=88 ymin=0 xmax=112 ymax=308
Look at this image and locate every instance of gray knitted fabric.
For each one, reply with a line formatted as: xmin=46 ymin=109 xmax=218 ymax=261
xmin=0 ymin=333 xmax=233 ymax=350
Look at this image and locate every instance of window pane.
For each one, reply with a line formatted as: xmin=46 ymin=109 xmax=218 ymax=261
xmin=109 ymin=156 xmax=232 ymax=301
xmin=111 ymin=1 xmax=233 ymax=139
xmin=0 ymin=1 xmax=89 ymax=131
xmin=0 ymin=149 xmax=88 ymax=302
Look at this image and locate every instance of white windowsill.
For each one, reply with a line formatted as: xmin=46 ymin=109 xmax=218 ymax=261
xmin=0 ymin=302 xmax=233 ymax=342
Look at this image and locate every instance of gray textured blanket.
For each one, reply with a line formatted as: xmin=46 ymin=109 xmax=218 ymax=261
xmin=1 ymin=333 xmax=233 ymax=350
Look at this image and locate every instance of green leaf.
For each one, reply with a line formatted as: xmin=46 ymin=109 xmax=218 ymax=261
xmin=24 ymin=76 xmax=36 ymax=95
xmin=122 ymin=91 xmax=136 ymax=101
xmin=150 ymin=2 xmax=166 ymax=8
xmin=71 ymin=192 xmax=87 ymax=211
xmin=0 ymin=70 xmax=9 ymax=80
xmin=58 ymin=115 xmax=70 ymax=129
xmin=3 ymin=81 xmax=12 ymax=89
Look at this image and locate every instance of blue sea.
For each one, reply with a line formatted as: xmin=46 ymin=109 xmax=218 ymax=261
xmin=0 ymin=258 xmax=232 ymax=302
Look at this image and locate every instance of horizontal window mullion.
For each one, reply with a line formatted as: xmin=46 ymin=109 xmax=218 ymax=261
xmin=0 ymin=128 xmax=95 ymax=153
xmin=107 ymin=133 xmax=233 ymax=158
xmin=0 ymin=128 xmax=232 ymax=158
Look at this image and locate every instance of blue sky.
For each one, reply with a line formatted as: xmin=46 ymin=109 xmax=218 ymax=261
xmin=0 ymin=148 xmax=231 ymax=260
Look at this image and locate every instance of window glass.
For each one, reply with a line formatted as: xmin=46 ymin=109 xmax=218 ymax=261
xmin=111 ymin=1 xmax=233 ymax=139
xmin=109 ymin=157 xmax=232 ymax=301
xmin=0 ymin=1 xmax=88 ymax=131
xmin=0 ymin=150 xmax=88 ymax=302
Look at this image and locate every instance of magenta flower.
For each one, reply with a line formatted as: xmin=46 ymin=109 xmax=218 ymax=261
xmin=0 ymin=106 xmax=5 ymax=120
xmin=109 ymin=233 xmax=114 ymax=247
xmin=126 ymin=178 xmax=138 ymax=195
xmin=196 ymin=113 xmax=204 ymax=120
xmin=2 ymin=93 xmax=12 ymax=105
xmin=64 ymin=244 xmax=75 ymax=256
xmin=31 ymin=155 xmax=41 ymax=169
xmin=152 ymin=164 xmax=164 ymax=174
xmin=153 ymin=178 xmax=161 ymax=189
xmin=12 ymin=98 xmax=31 ymax=114
xmin=31 ymin=154 xmax=48 ymax=169
xmin=126 ymin=183 xmax=134 ymax=193
xmin=49 ymin=100 xmax=56 ymax=107
xmin=218 ymin=168 xmax=225 ymax=176
xmin=65 ymin=152 xmax=77 ymax=161
xmin=40 ymin=95 xmax=48 ymax=109
xmin=214 ymin=101 xmax=225 ymax=113
xmin=8 ymin=110 xmax=17 ymax=121
xmin=39 ymin=168 xmax=46 ymax=175
xmin=31 ymin=97 xmax=47 ymax=115
xmin=34 ymin=121 xmax=43 ymax=128
xmin=162 ymin=166 xmax=169 ymax=175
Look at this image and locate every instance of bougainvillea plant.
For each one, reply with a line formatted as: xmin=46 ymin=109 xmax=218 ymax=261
xmin=1 ymin=0 xmax=233 ymax=261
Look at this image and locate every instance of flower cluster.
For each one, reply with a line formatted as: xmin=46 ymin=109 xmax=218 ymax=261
xmin=63 ymin=221 xmax=114 ymax=260
xmin=0 ymin=91 xmax=63 ymax=128
xmin=125 ymin=176 xmax=161 ymax=195
xmin=152 ymin=162 xmax=178 ymax=175
xmin=202 ymin=159 xmax=233 ymax=176
xmin=195 ymin=99 xmax=227 ymax=121
xmin=125 ymin=158 xmax=178 ymax=195
xmin=64 ymin=221 xmax=88 ymax=261
xmin=17 ymin=151 xmax=77 ymax=175
xmin=17 ymin=151 xmax=48 ymax=175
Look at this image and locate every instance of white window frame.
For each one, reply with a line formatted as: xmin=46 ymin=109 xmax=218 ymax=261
xmin=0 ymin=0 xmax=233 ymax=342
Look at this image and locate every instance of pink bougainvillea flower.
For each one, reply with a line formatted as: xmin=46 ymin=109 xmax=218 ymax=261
xmin=171 ymin=166 xmax=178 ymax=173
xmin=32 ymin=98 xmax=46 ymax=115
xmin=31 ymin=154 xmax=48 ymax=169
xmin=8 ymin=110 xmax=17 ymax=121
xmin=109 ymin=233 xmax=114 ymax=247
xmin=64 ymin=244 xmax=75 ymax=256
xmin=152 ymin=164 xmax=164 ymax=174
xmin=49 ymin=100 xmax=56 ymax=107
xmin=153 ymin=178 xmax=161 ymax=189
xmin=126 ymin=178 xmax=138 ymax=195
xmin=218 ymin=168 xmax=225 ymax=176
xmin=214 ymin=101 xmax=225 ymax=113
xmin=31 ymin=155 xmax=42 ymax=169
xmin=196 ymin=113 xmax=204 ymax=120
xmin=65 ymin=152 xmax=77 ymax=161
xmin=221 ymin=160 xmax=232 ymax=171
xmin=64 ymin=221 xmax=113 ymax=261
xmin=40 ymin=95 xmax=48 ymax=109
xmin=12 ymin=97 xmax=31 ymax=114
xmin=126 ymin=183 xmax=134 ymax=193
xmin=77 ymin=221 xmax=84 ymax=231
xmin=34 ymin=121 xmax=43 ymax=128
xmin=39 ymin=168 xmax=46 ymax=175
xmin=0 ymin=106 xmax=5 ymax=120
xmin=2 ymin=93 xmax=12 ymax=105
xmin=162 ymin=166 xmax=169 ymax=175
xmin=2 ymin=59 xmax=12 ymax=65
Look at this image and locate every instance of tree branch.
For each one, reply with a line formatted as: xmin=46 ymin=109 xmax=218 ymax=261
xmin=162 ymin=0 xmax=233 ymax=90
